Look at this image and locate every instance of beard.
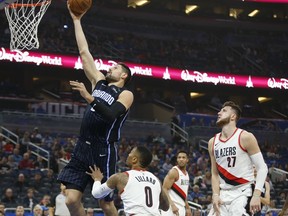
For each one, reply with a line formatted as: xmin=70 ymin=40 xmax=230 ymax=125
xmin=177 ymin=163 xmax=186 ymax=169
xmin=216 ymin=116 xmax=230 ymax=127
xmin=105 ymin=74 xmax=115 ymax=83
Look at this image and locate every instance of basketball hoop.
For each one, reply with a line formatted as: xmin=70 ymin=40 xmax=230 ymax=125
xmin=4 ymin=0 xmax=51 ymax=50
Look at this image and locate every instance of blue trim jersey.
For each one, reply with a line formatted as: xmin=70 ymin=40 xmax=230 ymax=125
xmin=79 ymin=80 xmax=129 ymax=143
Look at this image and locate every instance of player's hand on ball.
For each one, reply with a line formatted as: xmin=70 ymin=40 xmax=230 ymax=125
xmin=67 ymin=0 xmax=92 ymax=18
xmin=86 ymin=165 xmax=104 ymax=181
xmin=67 ymin=1 xmax=84 ymax=19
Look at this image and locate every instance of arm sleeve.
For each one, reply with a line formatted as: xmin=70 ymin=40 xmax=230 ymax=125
xmin=90 ymin=99 xmax=126 ymax=122
xmin=91 ymin=181 xmax=114 ymax=199
xmin=250 ymin=152 xmax=268 ymax=191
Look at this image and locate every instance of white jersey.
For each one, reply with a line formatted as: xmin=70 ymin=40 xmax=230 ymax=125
xmin=168 ymin=166 xmax=190 ymax=207
xmin=121 ymin=169 xmax=162 ymax=216
xmin=213 ymin=128 xmax=254 ymax=190
xmin=55 ymin=193 xmax=70 ymax=216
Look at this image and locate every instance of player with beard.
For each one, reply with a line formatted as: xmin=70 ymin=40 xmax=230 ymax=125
xmin=208 ymin=101 xmax=267 ymax=216
xmin=162 ymin=151 xmax=192 ymax=216
xmin=57 ymin=2 xmax=134 ymax=216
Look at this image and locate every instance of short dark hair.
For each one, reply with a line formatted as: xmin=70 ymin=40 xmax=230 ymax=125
xmin=118 ymin=62 xmax=132 ymax=85
xmin=135 ymin=146 xmax=152 ymax=168
xmin=222 ymin=101 xmax=242 ymax=121
xmin=177 ymin=150 xmax=189 ymax=158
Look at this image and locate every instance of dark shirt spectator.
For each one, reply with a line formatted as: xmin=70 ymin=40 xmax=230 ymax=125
xmin=14 ymin=173 xmax=30 ymax=194
xmin=30 ymin=172 xmax=43 ymax=192
xmin=43 ymin=169 xmax=56 ymax=185
xmin=1 ymin=188 xmax=16 ymax=207
xmin=34 ymin=156 xmax=47 ymax=169
xmin=21 ymin=188 xmax=39 ymax=210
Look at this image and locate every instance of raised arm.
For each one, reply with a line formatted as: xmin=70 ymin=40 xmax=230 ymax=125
xmin=67 ymin=2 xmax=105 ymax=90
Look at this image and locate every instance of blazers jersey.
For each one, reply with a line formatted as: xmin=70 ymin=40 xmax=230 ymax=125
xmin=213 ymin=128 xmax=254 ymax=190
xmin=79 ymin=80 xmax=129 ymax=143
xmin=168 ymin=166 xmax=190 ymax=207
xmin=120 ymin=170 xmax=162 ymax=216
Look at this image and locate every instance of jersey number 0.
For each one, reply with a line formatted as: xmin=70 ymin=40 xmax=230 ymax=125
xmin=145 ymin=186 xmax=153 ymax=207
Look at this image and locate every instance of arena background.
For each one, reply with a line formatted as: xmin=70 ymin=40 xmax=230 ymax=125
xmin=0 ymin=0 xmax=287 ymax=215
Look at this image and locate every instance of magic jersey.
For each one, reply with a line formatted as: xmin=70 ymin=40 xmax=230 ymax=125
xmin=168 ymin=166 xmax=190 ymax=207
xmin=121 ymin=170 xmax=162 ymax=216
xmin=213 ymin=128 xmax=254 ymax=190
xmin=79 ymin=80 xmax=129 ymax=143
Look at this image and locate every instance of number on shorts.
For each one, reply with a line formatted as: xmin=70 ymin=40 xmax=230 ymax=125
xmin=145 ymin=186 xmax=153 ymax=207
xmin=227 ymin=156 xmax=236 ymax=167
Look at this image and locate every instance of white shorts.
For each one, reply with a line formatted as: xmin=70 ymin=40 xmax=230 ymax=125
xmin=208 ymin=184 xmax=252 ymax=216
xmin=161 ymin=203 xmax=186 ymax=216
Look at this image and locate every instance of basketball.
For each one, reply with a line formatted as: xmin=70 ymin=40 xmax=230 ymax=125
xmin=68 ymin=0 xmax=92 ymax=16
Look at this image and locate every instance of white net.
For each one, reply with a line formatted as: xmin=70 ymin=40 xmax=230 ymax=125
xmin=4 ymin=0 xmax=51 ymax=50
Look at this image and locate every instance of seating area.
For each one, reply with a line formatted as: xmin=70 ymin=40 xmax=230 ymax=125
xmin=0 ymin=2 xmax=287 ymax=78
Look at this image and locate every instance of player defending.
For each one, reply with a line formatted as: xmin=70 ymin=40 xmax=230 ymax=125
xmin=87 ymin=146 xmax=170 ymax=215
xmin=208 ymin=101 xmax=268 ymax=216
xmin=57 ymin=2 xmax=134 ymax=216
xmin=162 ymin=151 xmax=192 ymax=216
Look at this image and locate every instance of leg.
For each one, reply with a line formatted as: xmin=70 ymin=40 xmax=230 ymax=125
xmin=229 ymin=195 xmax=250 ymax=216
xmin=65 ymin=189 xmax=86 ymax=216
xmin=96 ymin=143 xmax=118 ymax=216
xmin=99 ymin=199 xmax=118 ymax=216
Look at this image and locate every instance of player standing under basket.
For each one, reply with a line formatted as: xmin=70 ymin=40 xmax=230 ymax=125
xmin=57 ymin=2 xmax=134 ymax=216
xmin=208 ymin=101 xmax=268 ymax=216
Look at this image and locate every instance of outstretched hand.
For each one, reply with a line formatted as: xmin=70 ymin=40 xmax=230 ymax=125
xmin=67 ymin=1 xmax=86 ymax=20
xmin=86 ymin=165 xmax=104 ymax=181
xmin=70 ymin=80 xmax=92 ymax=102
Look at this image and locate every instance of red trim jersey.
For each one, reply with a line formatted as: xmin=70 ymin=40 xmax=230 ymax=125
xmin=213 ymin=128 xmax=254 ymax=190
xmin=120 ymin=170 xmax=162 ymax=216
xmin=168 ymin=166 xmax=190 ymax=207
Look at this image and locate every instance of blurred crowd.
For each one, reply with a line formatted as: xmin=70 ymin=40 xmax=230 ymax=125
xmin=0 ymin=5 xmax=287 ymax=78
xmin=0 ymin=124 xmax=287 ymax=215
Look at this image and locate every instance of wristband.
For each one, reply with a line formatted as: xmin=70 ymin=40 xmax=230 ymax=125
xmin=253 ymin=194 xmax=261 ymax=198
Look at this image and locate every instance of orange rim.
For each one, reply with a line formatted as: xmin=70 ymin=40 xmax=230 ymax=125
xmin=8 ymin=0 xmax=51 ymax=8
